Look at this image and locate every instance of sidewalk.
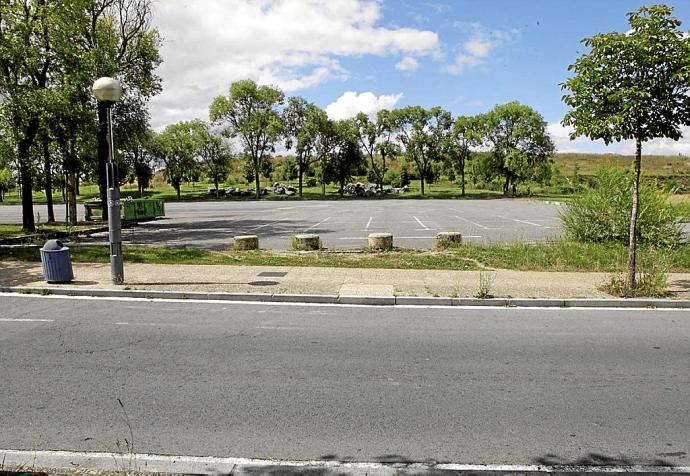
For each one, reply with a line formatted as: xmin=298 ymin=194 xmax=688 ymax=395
xmin=3 ymin=260 xmax=690 ymax=299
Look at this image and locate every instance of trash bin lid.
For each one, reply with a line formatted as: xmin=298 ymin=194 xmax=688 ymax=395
xmin=42 ymin=239 xmax=66 ymax=251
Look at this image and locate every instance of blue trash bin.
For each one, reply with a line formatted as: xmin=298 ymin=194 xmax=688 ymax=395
xmin=40 ymin=239 xmax=74 ymax=283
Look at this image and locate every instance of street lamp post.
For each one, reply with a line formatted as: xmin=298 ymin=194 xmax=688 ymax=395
xmin=92 ymin=77 xmax=124 ymax=285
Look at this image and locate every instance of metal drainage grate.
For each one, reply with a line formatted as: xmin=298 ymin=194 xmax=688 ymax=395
xmin=248 ymin=280 xmax=279 ymax=287
xmin=258 ymin=271 xmax=288 ymax=278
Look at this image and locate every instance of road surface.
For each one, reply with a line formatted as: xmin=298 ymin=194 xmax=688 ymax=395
xmin=1 ymin=294 xmax=688 ymax=466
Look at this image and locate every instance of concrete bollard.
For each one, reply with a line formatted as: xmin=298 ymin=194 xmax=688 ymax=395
xmin=293 ymin=234 xmax=321 ymax=251
xmin=368 ymin=232 xmax=393 ymax=251
xmin=437 ymin=231 xmax=463 ymax=248
xmin=233 ymin=235 xmax=259 ymax=251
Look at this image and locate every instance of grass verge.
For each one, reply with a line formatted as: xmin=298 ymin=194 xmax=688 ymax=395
xmin=0 ymin=223 xmax=103 ymax=240
xmin=2 ymin=241 xmax=690 ymax=272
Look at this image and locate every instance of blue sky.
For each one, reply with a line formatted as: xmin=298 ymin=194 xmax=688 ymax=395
xmin=152 ymin=0 xmax=690 ymax=155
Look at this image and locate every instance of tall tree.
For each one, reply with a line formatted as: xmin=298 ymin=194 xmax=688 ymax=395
xmin=197 ymin=123 xmax=232 ymax=193
xmin=353 ymin=109 xmax=397 ymax=193
xmin=478 ymin=102 xmax=554 ymax=198
xmin=447 ymin=115 xmax=481 ymax=197
xmin=394 ymin=106 xmax=451 ymax=196
xmin=283 ymin=96 xmax=318 ymax=197
xmin=0 ymin=0 xmax=54 ymax=232
xmin=210 ymin=79 xmax=284 ymax=199
xmin=153 ymin=121 xmax=202 ymax=200
xmin=325 ymin=120 xmax=365 ymax=197
xmin=562 ymin=4 xmax=690 ymax=294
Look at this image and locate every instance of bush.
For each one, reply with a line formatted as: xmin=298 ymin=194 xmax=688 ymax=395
xmin=602 ymin=248 xmax=669 ymax=297
xmin=561 ymin=168 xmax=682 ymax=247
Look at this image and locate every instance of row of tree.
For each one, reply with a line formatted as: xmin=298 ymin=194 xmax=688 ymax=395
xmin=144 ymin=80 xmax=556 ymax=201
xmin=0 ymin=0 xmax=162 ymax=231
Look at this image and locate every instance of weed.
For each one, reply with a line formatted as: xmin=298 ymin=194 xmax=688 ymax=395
xmin=475 ymin=271 xmax=494 ymax=299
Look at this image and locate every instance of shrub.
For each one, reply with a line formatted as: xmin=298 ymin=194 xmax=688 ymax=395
xmin=602 ymin=248 xmax=669 ymax=297
xmin=561 ymin=168 xmax=682 ymax=247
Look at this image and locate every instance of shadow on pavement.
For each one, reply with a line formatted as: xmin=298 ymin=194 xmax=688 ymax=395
xmin=533 ymin=451 xmax=677 ymax=467
xmin=0 ymin=261 xmax=43 ymax=286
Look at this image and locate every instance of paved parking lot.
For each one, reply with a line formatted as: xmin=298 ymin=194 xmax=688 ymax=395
xmin=10 ymin=199 xmax=567 ymax=250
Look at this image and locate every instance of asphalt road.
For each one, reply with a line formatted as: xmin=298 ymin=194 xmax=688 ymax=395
xmin=1 ymin=294 xmax=688 ymax=466
xmin=0 ymin=199 xmax=565 ymax=249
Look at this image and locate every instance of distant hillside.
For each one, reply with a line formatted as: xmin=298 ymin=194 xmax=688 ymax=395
xmin=552 ymin=153 xmax=690 ymax=177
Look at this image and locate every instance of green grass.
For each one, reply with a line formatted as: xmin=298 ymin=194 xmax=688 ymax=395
xmin=0 ymin=223 xmax=102 ymax=239
xmin=3 ymin=241 xmax=690 ymax=272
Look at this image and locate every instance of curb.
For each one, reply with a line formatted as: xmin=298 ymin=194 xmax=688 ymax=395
xmin=2 ymin=286 xmax=690 ymax=309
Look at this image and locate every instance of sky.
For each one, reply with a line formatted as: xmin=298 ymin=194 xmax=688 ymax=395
xmin=148 ymin=0 xmax=690 ymax=155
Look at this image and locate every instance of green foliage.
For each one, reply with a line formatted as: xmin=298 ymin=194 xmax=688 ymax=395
xmin=394 ymin=106 xmax=451 ymax=195
xmin=0 ymin=167 xmax=14 ymax=201
xmin=561 ymin=168 xmax=682 ymax=247
xmin=353 ymin=110 xmax=398 ymax=189
xmin=603 ymin=249 xmax=670 ymax=297
xmin=153 ymin=120 xmax=204 ymax=199
xmin=477 ymin=102 xmax=555 ymax=197
xmin=210 ymin=79 xmax=284 ymax=198
xmin=446 ymin=115 xmax=482 ymax=195
xmin=562 ymin=4 xmax=690 ymax=146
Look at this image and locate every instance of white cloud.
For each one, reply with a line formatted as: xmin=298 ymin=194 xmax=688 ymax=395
xmin=443 ymin=24 xmax=519 ymax=75
xmin=549 ymin=122 xmax=690 ymax=155
xmin=619 ymin=127 xmax=690 ymax=156
xmin=325 ymin=91 xmax=403 ymax=120
xmin=149 ymin=0 xmax=439 ymax=128
xmin=395 ymin=56 xmax=419 ymax=72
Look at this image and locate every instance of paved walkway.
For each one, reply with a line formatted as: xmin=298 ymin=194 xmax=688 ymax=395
xmin=3 ymin=260 xmax=690 ymax=298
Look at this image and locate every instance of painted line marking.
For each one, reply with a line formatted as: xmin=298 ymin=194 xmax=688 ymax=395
xmin=413 ymin=216 xmax=429 ymax=230
xmin=338 ymin=236 xmax=482 ymax=240
xmin=115 ymin=322 xmax=183 ymax=327
xmin=496 ymin=215 xmax=543 ymax=227
xmin=455 ymin=215 xmax=490 ymax=230
xmin=244 ymin=218 xmax=290 ymax=232
xmin=0 ymin=318 xmax=54 ymax=323
xmin=0 ymin=449 xmax=688 ymax=476
xmin=305 ymin=216 xmax=330 ymax=231
xmin=365 ymin=216 xmax=373 ymax=230
xmin=3 ymin=292 xmax=689 ymax=312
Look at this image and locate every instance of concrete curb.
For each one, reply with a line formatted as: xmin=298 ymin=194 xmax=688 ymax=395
xmin=2 ymin=285 xmax=690 ymax=309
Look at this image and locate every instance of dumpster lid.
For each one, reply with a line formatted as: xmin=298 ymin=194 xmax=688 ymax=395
xmin=42 ymin=239 xmax=66 ymax=251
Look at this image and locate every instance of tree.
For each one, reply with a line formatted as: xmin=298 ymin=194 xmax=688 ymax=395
xmin=324 ymin=120 xmax=365 ymax=196
xmin=478 ymin=102 xmax=554 ymax=198
xmin=210 ymin=80 xmax=284 ymax=199
xmin=153 ymin=121 xmax=201 ymax=200
xmin=447 ymin=115 xmax=481 ymax=196
xmin=283 ymin=96 xmax=322 ymax=197
xmin=0 ymin=0 xmax=54 ymax=232
xmin=122 ymin=129 xmax=156 ymax=197
xmin=562 ymin=4 xmax=690 ymax=294
xmin=0 ymin=167 xmax=12 ymax=202
xmin=394 ymin=106 xmax=451 ymax=196
xmin=353 ymin=110 xmax=397 ymax=193
xmin=197 ymin=123 xmax=232 ymax=192
xmin=304 ymin=107 xmax=339 ymax=198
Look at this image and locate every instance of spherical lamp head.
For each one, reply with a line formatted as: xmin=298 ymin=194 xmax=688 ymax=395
xmin=92 ymin=77 xmax=123 ymax=104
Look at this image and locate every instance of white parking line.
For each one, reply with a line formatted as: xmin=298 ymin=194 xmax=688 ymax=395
xmin=454 ymin=215 xmax=490 ymax=230
xmin=338 ymin=236 xmax=482 ymax=240
xmin=413 ymin=216 xmax=429 ymax=230
xmin=306 ymin=216 xmax=330 ymax=231
xmin=244 ymin=218 xmax=290 ymax=232
xmin=496 ymin=215 xmax=543 ymax=227
xmin=0 ymin=318 xmax=54 ymax=323
xmin=365 ymin=216 xmax=373 ymax=229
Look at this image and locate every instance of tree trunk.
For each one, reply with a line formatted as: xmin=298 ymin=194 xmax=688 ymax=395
xmin=420 ymin=176 xmax=425 ymax=196
xmin=254 ymin=166 xmax=261 ymax=200
xmin=460 ymin=158 xmax=466 ymax=197
xmin=97 ymin=102 xmax=109 ymax=220
xmin=43 ymin=139 xmax=55 ymax=223
xmin=175 ymin=181 xmax=181 ymax=200
xmin=18 ymin=126 xmax=37 ymax=233
xmin=503 ymin=173 xmax=511 ymax=198
xmin=67 ymin=172 xmax=78 ymax=226
xmin=298 ymin=159 xmax=303 ymax=198
xmin=626 ymin=137 xmax=643 ymax=295
xmin=139 ymin=181 xmax=144 ymax=198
